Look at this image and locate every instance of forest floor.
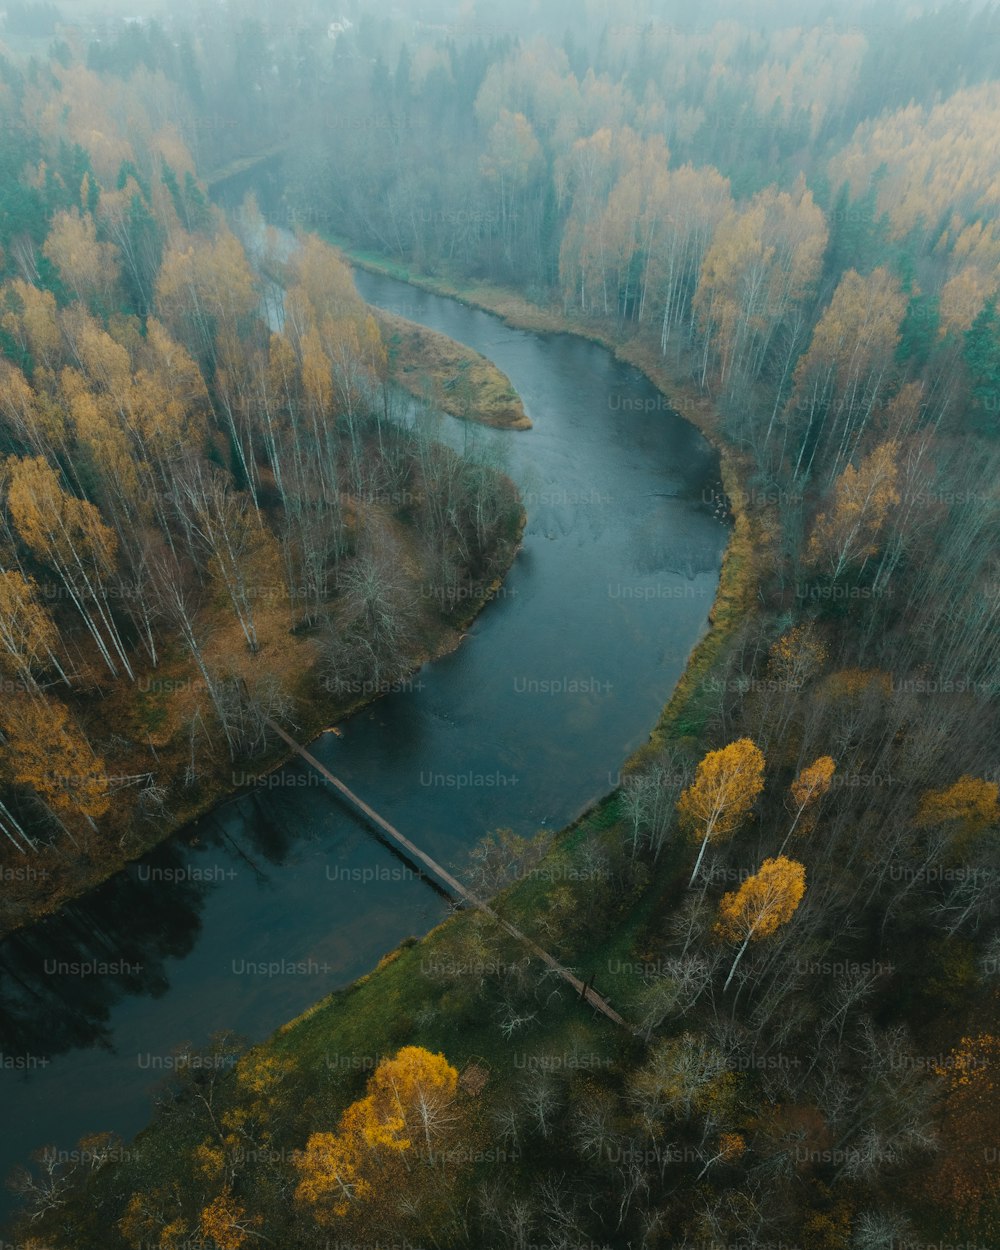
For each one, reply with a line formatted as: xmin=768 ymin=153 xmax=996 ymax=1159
xmin=376 ymin=308 xmax=531 ymax=429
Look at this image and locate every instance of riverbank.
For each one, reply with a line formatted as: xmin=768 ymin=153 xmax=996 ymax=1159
xmin=329 ymin=238 xmax=770 ymax=747
xmin=0 ymin=392 xmax=527 ymax=943
xmin=13 ymin=252 xmax=778 ymax=1247
xmin=376 ymin=309 xmax=531 ymax=429
xmin=228 ymin=244 xmax=773 ymax=1066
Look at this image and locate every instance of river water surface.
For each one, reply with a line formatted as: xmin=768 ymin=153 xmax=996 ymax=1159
xmin=0 ymin=265 xmax=728 ymax=1222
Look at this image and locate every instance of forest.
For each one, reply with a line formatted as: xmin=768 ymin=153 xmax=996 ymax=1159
xmin=3 ymin=0 xmax=1000 ymax=1248
xmin=0 ymin=43 xmax=522 ymax=931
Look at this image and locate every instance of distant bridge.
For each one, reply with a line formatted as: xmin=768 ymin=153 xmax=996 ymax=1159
xmin=263 ymin=718 xmax=631 ymax=1032
xmin=205 ymin=145 xmax=287 ymax=191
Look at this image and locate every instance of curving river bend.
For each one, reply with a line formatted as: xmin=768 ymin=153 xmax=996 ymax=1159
xmin=0 ymin=266 xmax=729 ymax=1223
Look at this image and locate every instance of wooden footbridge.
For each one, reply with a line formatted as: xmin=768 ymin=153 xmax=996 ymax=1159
xmin=263 ymin=719 xmax=631 ymax=1031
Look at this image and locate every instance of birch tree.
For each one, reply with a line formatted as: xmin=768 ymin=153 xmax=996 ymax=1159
xmin=715 ymin=856 xmax=806 ymax=991
xmin=3 ymin=455 xmax=134 ymax=680
xmin=677 ymin=739 xmax=766 ymax=887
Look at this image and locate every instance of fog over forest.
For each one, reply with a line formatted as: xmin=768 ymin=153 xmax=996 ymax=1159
xmin=0 ymin=1 xmax=999 ymax=1247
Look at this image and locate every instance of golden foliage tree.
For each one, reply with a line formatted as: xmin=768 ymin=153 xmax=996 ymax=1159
xmin=295 ymin=1131 xmax=370 ymax=1220
xmin=787 ymin=268 xmax=907 ymax=481
xmin=715 ymin=855 xmax=806 ymax=990
xmin=4 ymin=454 xmax=134 ymax=679
xmin=939 ymin=265 xmax=994 ymax=337
xmin=0 ymin=692 xmax=110 ymax=829
xmin=480 ymin=108 xmax=543 ymax=256
xmin=171 ymin=461 xmax=281 ymax=654
xmin=557 ymin=127 xmax=633 ymax=315
xmin=0 ymin=570 xmax=63 ymax=690
xmin=768 ymin=623 xmax=829 ymax=689
xmin=42 ymin=208 xmax=121 ymax=308
xmin=829 ymin=82 xmax=1000 ymax=239
xmin=785 ymin=756 xmax=836 ymax=840
xmin=283 ymin=234 xmax=364 ymax=329
xmin=927 ymin=1033 xmax=1000 ymax=1230
xmin=295 ymin=1046 xmax=461 ymax=1231
xmin=347 ymin=1044 xmax=459 ymax=1154
xmin=155 ymin=229 xmax=258 ymax=365
xmin=916 ymin=776 xmax=1000 ymax=855
xmin=644 ymin=162 xmax=733 ymax=349
xmin=693 ymin=178 xmax=827 ymax=392
xmin=806 ymin=440 xmax=901 ymax=581
xmin=199 ymin=1188 xmax=262 ymax=1250
xmin=0 ymin=359 xmax=47 ymax=455
xmin=1 ymin=279 xmax=62 ymax=373
xmin=677 ymin=739 xmax=766 ymax=886
xmin=118 ymin=1185 xmax=191 ymax=1250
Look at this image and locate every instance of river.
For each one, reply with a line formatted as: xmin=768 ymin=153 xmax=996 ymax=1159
xmin=0 ymin=263 xmax=728 ymax=1225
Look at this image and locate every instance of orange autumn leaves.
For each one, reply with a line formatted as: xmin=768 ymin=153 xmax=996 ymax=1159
xmin=141 ymin=1046 xmax=465 ymax=1248
xmin=915 ymin=775 xmax=1000 ymax=862
xmin=0 ymin=693 xmax=110 ymax=825
xmin=925 ymin=1034 xmax=1000 ymax=1229
xmin=916 ymin=776 xmax=1000 ymax=837
xmin=787 ymin=755 xmax=836 ymax=838
xmin=677 ymin=738 xmax=766 ymax=887
xmin=678 ymin=726 xmax=996 ymax=993
xmin=829 ymin=82 xmax=1000 ymax=241
xmin=693 ymin=178 xmax=828 ymax=390
xmin=199 ymin=1191 xmax=263 ymax=1250
xmin=788 ymin=268 xmax=908 ymax=482
xmin=294 ymin=1047 xmax=462 ymax=1226
xmin=806 ymin=440 xmax=902 ymax=579
xmin=676 ymin=739 xmax=840 ymax=988
xmin=715 ymin=856 xmax=807 ymax=990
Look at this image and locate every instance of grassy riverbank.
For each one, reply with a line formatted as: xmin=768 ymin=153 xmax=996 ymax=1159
xmin=14 ymin=249 xmax=779 ymax=1248
xmin=236 ymin=244 xmax=773 ymax=1060
xmin=376 ymin=309 xmax=530 ymax=429
xmin=331 ymin=236 xmax=770 ymax=746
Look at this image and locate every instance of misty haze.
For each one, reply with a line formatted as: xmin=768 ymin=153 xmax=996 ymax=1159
xmin=0 ymin=1 xmax=998 ymax=1247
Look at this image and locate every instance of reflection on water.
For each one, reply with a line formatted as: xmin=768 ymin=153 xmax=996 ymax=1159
xmin=0 ymin=260 xmax=729 ymax=1226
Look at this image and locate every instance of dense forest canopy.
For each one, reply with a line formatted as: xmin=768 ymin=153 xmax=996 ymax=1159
xmin=2 ymin=0 xmax=1000 ymax=1247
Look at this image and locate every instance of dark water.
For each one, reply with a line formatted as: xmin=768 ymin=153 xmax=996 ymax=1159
xmin=0 ymin=267 xmax=728 ymax=1223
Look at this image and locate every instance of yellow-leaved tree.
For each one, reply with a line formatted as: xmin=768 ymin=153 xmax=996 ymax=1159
xmin=295 ymin=1046 xmax=461 ymax=1229
xmin=927 ymin=1033 xmax=1000 ymax=1226
xmin=916 ymin=776 xmax=1000 ymax=834
xmin=154 ymin=229 xmax=258 ymax=367
xmin=806 ymin=440 xmax=901 ymax=582
xmin=768 ymin=623 xmax=829 ymax=690
xmin=199 ymin=1188 xmax=262 ymax=1250
xmin=42 ymin=208 xmax=121 ymax=309
xmin=915 ymin=776 xmax=1000 ymax=858
xmin=715 ymin=856 xmax=806 ymax=990
xmin=780 ymin=755 xmax=836 ymax=848
xmin=0 ymin=692 xmax=110 ymax=833
xmin=295 ymin=1131 xmax=370 ymax=1221
xmin=786 ymin=267 xmax=906 ymax=482
xmin=480 ymin=109 xmax=544 ymax=261
xmin=677 ymin=739 xmax=766 ymax=886
xmin=4 ymin=453 xmax=133 ymax=680
xmin=692 ymin=178 xmax=827 ymax=395
xmin=345 ymin=1044 xmax=459 ymax=1154
xmin=0 ymin=570 xmax=65 ymax=691
xmin=1 ymin=279 xmax=62 ymax=372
